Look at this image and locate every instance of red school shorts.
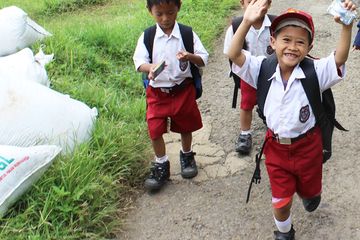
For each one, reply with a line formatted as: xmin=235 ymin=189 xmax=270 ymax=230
xmin=264 ymin=127 xmax=323 ymax=199
xmin=240 ymin=79 xmax=257 ymax=111
xmin=146 ymin=83 xmax=202 ymax=140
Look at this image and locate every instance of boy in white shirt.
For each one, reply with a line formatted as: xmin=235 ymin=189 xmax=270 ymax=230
xmin=227 ymin=0 xmax=357 ymax=239
xmin=133 ymin=0 xmax=208 ymax=192
xmin=224 ymin=0 xmax=274 ymax=154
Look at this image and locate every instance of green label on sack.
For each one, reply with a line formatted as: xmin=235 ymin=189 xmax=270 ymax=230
xmin=0 ymin=156 xmax=15 ymax=171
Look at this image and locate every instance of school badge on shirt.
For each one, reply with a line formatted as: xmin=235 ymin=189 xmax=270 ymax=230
xmin=299 ymin=105 xmax=310 ymax=123
xmin=179 ymin=60 xmax=188 ymax=71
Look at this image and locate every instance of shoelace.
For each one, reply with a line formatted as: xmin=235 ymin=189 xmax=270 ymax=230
xmin=180 ymin=152 xmax=196 ymax=168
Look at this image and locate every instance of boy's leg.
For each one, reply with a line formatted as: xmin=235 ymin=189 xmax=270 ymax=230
xmin=264 ymin=130 xmax=296 ymax=240
xmin=152 ymin=136 xmax=166 ymax=158
xmin=273 ymin=199 xmax=295 ymax=240
xmin=144 ymin=87 xmax=172 ymax=191
xmin=169 ymin=85 xmax=201 ymax=179
xmin=179 ymin=132 xmax=198 ymax=179
xmin=235 ymin=79 xmax=256 ymax=154
xmin=144 ymin=136 xmax=170 ymax=191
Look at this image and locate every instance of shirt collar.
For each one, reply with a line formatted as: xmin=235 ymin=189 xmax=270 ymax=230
xmin=250 ymin=15 xmax=272 ymax=33
xmin=267 ymin=63 xmax=306 ymax=82
xmin=155 ymin=21 xmax=181 ymax=39
xmin=263 ymin=15 xmax=272 ymax=27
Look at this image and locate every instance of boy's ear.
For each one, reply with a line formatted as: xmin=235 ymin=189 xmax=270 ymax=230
xmin=270 ymin=36 xmax=276 ymax=49
xmin=308 ymin=44 xmax=313 ymax=52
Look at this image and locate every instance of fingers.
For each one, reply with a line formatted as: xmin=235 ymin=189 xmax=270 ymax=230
xmin=343 ymin=0 xmax=357 ymax=11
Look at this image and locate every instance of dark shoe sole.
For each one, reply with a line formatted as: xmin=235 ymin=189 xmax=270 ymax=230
xmin=303 ymin=195 xmax=321 ymax=212
xmin=235 ymin=147 xmax=251 ymax=154
xmin=181 ymin=170 xmax=198 ymax=179
xmin=144 ymin=179 xmax=167 ymax=191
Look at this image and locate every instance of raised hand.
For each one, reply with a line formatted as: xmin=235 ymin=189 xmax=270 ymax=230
xmin=243 ymin=0 xmax=269 ymax=24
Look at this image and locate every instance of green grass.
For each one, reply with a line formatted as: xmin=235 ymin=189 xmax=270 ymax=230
xmin=0 ymin=0 xmax=239 ymax=238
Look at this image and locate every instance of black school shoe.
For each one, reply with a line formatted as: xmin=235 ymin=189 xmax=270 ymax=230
xmin=274 ymin=225 xmax=295 ymax=240
xmin=302 ymin=195 xmax=321 ymax=212
xmin=179 ymin=151 xmax=198 ymax=179
xmin=144 ymin=161 xmax=170 ymax=191
xmin=235 ymin=133 xmax=252 ymax=154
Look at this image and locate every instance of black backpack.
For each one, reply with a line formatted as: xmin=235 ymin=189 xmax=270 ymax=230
xmin=229 ymin=15 xmax=276 ymax=108
xmin=143 ymin=24 xmax=203 ymax=99
xmin=246 ymin=55 xmax=348 ymax=203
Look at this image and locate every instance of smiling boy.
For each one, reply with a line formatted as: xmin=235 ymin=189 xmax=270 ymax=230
xmin=227 ymin=0 xmax=357 ymax=239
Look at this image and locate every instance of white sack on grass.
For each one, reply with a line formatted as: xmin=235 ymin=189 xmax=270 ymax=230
xmin=0 ymin=144 xmax=61 ymax=217
xmin=0 ymin=76 xmax=98 ymax=154
xmin=0 ymin=48 xmax=53 ymax=87
xmin=0 ymin=6 xmax=52 ymax=57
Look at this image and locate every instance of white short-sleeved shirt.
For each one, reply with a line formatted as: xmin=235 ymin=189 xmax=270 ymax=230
xmin=232 ymin=51 xmax=345 ymax=138
xmin=133 ymin=22 xmax=209 ymax=88
xmin=223 ymin=15 xmax=272 ymax=57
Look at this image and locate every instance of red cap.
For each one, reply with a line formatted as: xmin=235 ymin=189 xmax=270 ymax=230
xmin=270 ymin=8 xmax=315 ymax=44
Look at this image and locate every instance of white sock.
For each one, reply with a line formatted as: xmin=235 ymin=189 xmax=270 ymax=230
xmin=274 ymin=215 xmax=292 ymax=233
xmin=155 ymin=155 xmax=168 ymax=163
xmin=241 ymin=129 xmax=252 ymax=135
xmin=181 ymin=149 xmax=192 ymax=154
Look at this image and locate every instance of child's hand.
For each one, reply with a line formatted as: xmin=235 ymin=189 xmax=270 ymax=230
xmin=352 ymin=45 xmax=360 ymax=51
xmin=148 ymin=63 xmax=158 ymax=80
xmin=176 ymin=50 xmax=190 ymax=62
xmin=333 ymin=0 xmax=357 ymax=24
xmin=243 ymin=0 xmax=269 ymax=24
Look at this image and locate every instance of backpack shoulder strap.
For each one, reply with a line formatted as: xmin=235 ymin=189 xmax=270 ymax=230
xmin=300 ymin=58 xmax=347 ymax=131
xmin=143 ymin=25 xmax=157 ymax=63
xmin=178 ymin=23 xmax=199 ymax=74
xmin=299 ymin=58 xmax=323 ymax=122
xmin=229 ymin=16 xmax=247 ymax=108
xmin=256 ymin=54 xmax=277 ymax=123
xmin=178 ymin=23 xmax=202 ymax=98
xmin=231 ymin=16 xmax=248 ymax=50
xmin=232 ymin=16 xmax=243 ymax=33
xmin=178 ymin=23 xmax=194 ymax=53
xmin=268 ymin=14 xmax=277 ymax=22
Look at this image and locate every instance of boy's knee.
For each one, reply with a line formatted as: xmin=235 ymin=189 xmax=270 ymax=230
xmin=272 ymin=196 xmax=293 ymax=210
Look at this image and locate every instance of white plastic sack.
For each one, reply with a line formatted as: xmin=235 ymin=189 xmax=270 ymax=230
xmin=0 ymin=76 xmax=98 ymax=154
xmin=0 ymin=6 xmax=52 ymax=57
xmin=0 ymin=144 xmax=61 ymax=217
xmin=0 ymin=48 xmax=53 ymax=86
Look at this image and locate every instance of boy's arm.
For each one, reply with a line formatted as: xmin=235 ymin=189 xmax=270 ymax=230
xmin=176 ymin=51 xmax=205 ymax=66
xmin=227 ymin=0 xmax=269 ymax=67
xmin=334 ymin=0 xmax=357 ymax=67
xmin=133 ymin=33 xmax=160 ymax=80
xmin=176 ymin=31 xmax=209 ymax=67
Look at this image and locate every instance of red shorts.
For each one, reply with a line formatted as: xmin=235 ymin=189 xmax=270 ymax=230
xmin=146 ymin=84 xmax=202 ymax=140
xmin=264 ymin=127 xmax=323 ymax=199
xmin=240 ymin=79 xmax=257 ymax=111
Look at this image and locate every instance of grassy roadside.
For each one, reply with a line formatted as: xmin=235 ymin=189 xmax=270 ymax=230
xmin=0 ymin=0 xmax=239 ymax=239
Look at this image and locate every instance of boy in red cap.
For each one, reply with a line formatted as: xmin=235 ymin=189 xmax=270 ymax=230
xmin=227 ymin=0 xmax=357 ymax=239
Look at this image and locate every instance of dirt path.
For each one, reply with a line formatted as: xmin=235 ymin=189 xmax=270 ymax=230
xmin=118 ymin=1 xmax=360 ymax=239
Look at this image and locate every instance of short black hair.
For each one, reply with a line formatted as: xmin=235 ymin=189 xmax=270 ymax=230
xmin=146 ymin=0 xmax=181 ymax=10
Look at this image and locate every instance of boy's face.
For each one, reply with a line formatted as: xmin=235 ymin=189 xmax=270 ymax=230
xmin=149 ymin=2 xmax=180 ymax=34
xmin=270 ymin=26 xmax=312 ymax=72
